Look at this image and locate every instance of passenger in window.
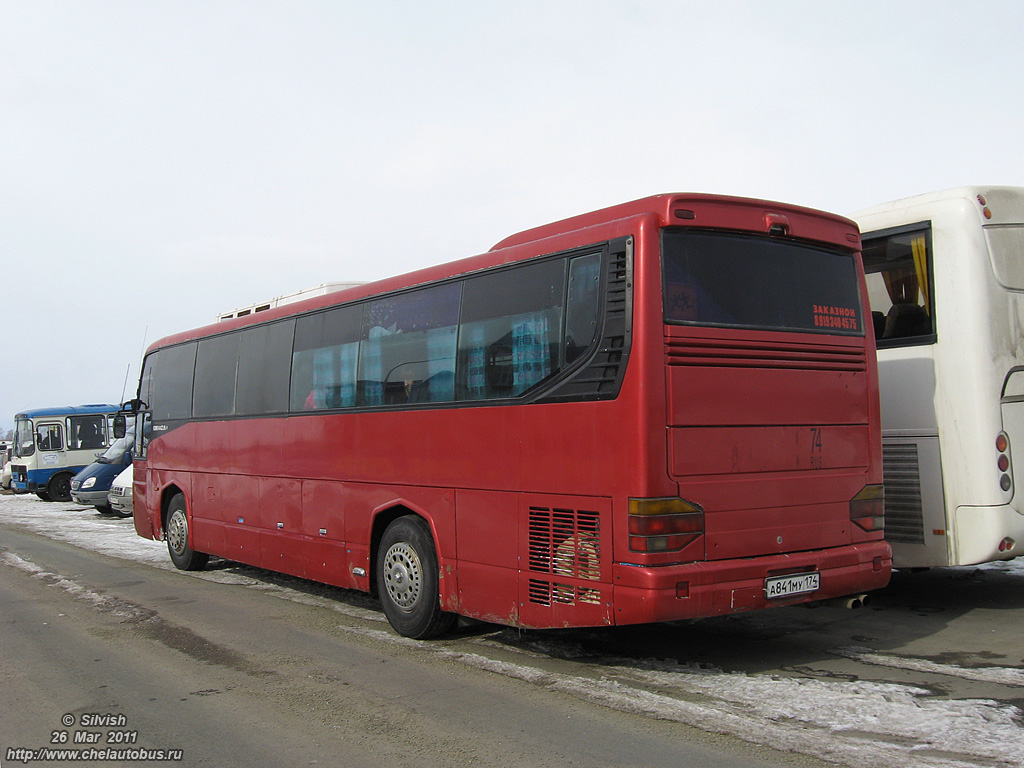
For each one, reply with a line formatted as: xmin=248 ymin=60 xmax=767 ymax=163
xmin=78 ymin=420 xmax=104 ymax=449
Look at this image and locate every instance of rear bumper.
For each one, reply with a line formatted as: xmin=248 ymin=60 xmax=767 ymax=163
xmin=950 ymin=504 xmax=1024 ymax=565
xmin=611 ymin=541 xmax=891 ymax=625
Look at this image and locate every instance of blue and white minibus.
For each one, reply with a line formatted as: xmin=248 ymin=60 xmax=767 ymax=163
xmin=10 ymin=404 xmax=121 ymax=501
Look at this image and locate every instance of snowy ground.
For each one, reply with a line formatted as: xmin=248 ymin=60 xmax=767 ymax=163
xmin=3 ymin=491 xmax=1024 ymax=768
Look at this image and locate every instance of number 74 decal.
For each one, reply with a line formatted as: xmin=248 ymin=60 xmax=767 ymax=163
xmin=810 ymin=427 xmax=824 ymax=468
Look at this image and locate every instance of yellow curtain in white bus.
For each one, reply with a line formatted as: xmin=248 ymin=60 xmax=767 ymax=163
xmin=882 ymin=265 xmax=918 ymax=305
xmin=912 ymin=236 xmax=931 ymax=315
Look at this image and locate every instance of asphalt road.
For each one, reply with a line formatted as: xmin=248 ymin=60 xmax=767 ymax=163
xmin=3 ymin=497 xmax=1024 ymax=768
xmin=0 ymin=522 xmax=832 ymax=768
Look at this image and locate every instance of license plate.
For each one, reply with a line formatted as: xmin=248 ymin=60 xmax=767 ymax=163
xmin=765 ymin=571 xmax=820 ymax=599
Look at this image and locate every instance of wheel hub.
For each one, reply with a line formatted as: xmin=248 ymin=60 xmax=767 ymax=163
xmin=383 ymin=543 xmax=422 ymax=610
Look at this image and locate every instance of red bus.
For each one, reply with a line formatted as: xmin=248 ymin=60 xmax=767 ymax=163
xmin=124 ymin=193 xmax=891 ymax=638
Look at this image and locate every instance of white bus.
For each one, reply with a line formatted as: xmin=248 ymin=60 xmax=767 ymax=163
xmin=855 ymin=186 xmax=1024 ymax=568
xmin=217 ymin=282 xmax=363 ymax=321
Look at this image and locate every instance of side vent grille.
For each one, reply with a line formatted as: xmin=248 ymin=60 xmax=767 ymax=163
xmin=882 ymin=443 xmax=926 ymax=544
xmin=527 ymin=505 xmax=602 ymax=606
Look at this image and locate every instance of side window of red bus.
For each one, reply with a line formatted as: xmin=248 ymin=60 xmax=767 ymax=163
xmin=861 ymin=224 xmax=936 ymax=346
xmin=194 ymin=334 xmax=242 ymax=418
xmin=359 ymin=283 xmax=462 ymax=406
xmin=236 ymin=320 xmax=294 ymax=415
xmin=565 ymin=252 xmax=602 ymax=364
xmin=458 ymin=257 xmax=566 ymax=401
xmin=291 ymin=305 xmax=362 ymax=411
xmin=146 ymin=343 xmax=197 ymax=421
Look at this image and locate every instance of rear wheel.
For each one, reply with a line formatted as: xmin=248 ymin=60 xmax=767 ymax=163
xmin=46 ymin=472 xmax=73 ymax=502
xmin=165 ymin=494 xmax=209 ymax=571
xmin=377 ymin=515 xmax=456 ymax=639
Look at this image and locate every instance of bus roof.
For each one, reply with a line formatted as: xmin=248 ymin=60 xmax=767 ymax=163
xmin=491 ymin=193 xmax=859 ymax=251
xmin=14 ymin=404 xmax=120 ymax=420
xmin=147 ymin=192 xmax=859 ymax=354
xmin=853 ymin=185 xmax=1024 ymax=228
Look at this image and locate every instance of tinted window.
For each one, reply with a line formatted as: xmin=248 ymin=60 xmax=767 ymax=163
xmin=458 ymin=257 xmax=566 ymax=400
xmin=862 ymin=224 xmax=935 ymax=346
xmin=565 ymin=252 xmax=602 ymax=364
xmin=146 ymin=343 xmax=197 ymax=421
xmin=662 ymin=230 xmax=864 ymax=335
xmin=68 ymin=415 xmax=106 ymax=450
xmin=359 ymin=283 xmax=461 ymax=406
xmin=291 ymin=305 xmax=362 ymax=410
xmin=194 ymin=334 xmax=241 ymax=417
xmin=237 ymin=320 xmax=294 ymax=415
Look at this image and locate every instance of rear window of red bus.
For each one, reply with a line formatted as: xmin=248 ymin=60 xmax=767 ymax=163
xmin=661 ymin=229 xmax=864 ymax=336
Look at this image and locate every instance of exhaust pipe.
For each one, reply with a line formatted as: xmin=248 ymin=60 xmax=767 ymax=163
xmin=809 ymin=593 xmax=871 ymax=610
xmin=843 ymin=593 xmax=870 ymax=609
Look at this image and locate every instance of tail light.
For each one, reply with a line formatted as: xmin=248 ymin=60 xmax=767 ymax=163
xmin=850 ymin=484 xmax=884 ymax=532
xmin=997 ymin=432 xmax=1013 ymax=493
xmin=628 ymin=497 xmax=703 ymax=552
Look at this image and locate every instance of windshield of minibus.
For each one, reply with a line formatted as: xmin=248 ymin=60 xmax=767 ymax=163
xmin=14 ymin=419 xmax=34 ymax=458
xmin=97 ymin=432 xmax=134 ymax=464
xmin=662 ymin=229 xmax=864 ymax=335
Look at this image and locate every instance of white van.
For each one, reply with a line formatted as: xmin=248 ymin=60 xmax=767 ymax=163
xmin=107 ymin=464 xmax=133 ymax=517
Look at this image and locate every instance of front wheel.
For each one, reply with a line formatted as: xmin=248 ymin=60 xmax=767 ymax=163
xmin=165 ymin=494 xmax=209 ymax=571
xmin=46 ymin=473 xmax=73 ymax=502
xmin=376 ymin=515 xmax=456 ymax=639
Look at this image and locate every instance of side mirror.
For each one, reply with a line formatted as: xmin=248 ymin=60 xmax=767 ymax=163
xmin=113 ymin=413 xmax=127 ymax=439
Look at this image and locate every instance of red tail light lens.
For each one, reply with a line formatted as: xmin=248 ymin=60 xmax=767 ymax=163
xmin=850 ymin=485 xmax=884 ymax=532
xmin=628 ymin=498 xmax=703 ymax=552
xmin=997 ymin=432 xmax=1012 ymax=493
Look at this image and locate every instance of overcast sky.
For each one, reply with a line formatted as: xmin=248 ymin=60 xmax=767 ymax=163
xmin=2 ymin=0 xmax=1022 ymax=433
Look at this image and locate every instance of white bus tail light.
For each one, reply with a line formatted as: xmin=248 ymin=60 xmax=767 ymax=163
xmin=997 ymin=432 xmax=1012 ymax=493
xmin=850 ymin=485 xmax=884 ymax=533
xmin=999 ymin=537 xmax=1016 ymax=553
xmin=628 ymin=497 xmax=703 ymax=552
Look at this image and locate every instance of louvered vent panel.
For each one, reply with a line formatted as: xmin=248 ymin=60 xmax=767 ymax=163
xmin=527 ymin=505 xmax=602 ymax=606
xmin=882 ymin=443 xmax=926 ymax=544
xmin=666 ymin=337 xmax=866 ymax=372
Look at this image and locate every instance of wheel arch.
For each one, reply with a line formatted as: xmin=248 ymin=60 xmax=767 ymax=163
xmin=369 ymin=502 xmax=430 ymax=598
xmin=159 ymin=483 xmax=189 ymax=534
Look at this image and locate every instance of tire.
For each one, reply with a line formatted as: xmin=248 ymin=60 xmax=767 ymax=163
xmin=165 ymin=494 xmax=209 ymax=571
xmin=35 ymin=491 xmax=51 ymax=501
xmin=376 ymin=515 xmax=456 ymax=639
xmin=46 ymin=473 xmax=72 ymax=502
